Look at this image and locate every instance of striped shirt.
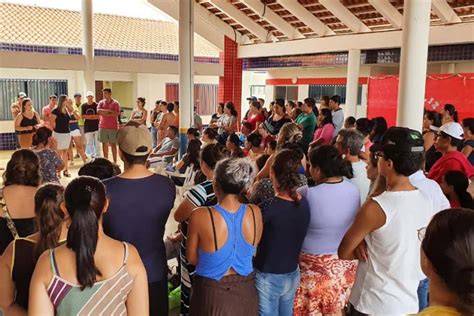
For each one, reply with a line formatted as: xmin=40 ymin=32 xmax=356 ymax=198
xmin=179 ymin=179 xmax=216 ymax=315
xmin=47 ymin=243 xmax=134 ymax=315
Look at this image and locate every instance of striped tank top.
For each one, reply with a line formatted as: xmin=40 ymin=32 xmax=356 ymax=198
xmin=47 ymin=242 xmax=134 ymax=315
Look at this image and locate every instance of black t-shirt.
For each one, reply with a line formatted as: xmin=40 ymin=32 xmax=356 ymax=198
xmin=254 ymin=196 xmax=310 ymax=274
xmin=103 ymin=174 xmax=176 ymax=283
xmin=51 ymin=108 xmax=71 ymax=133
xmin=81 ymin=102 xmax=99 ymax=133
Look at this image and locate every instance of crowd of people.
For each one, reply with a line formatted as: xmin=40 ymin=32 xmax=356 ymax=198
xmin=0 ymin=92 xmax=473 ymax=316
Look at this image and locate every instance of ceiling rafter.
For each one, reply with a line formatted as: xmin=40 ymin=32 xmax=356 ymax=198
xmin=318 ymin=0 xmax=371 ymax=33
xmin=208 ymin=0 xmax=276 ymax=42
xmin=276 ymin=0 xmax=336 ymax=36
xmin=367 ymin=0 xmax=403 ymax=29
xmin=431 ymin=0 xmax=463 ymax=23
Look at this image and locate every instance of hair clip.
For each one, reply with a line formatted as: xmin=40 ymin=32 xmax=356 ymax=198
xmin=85 ymin=185 xmax=93 ymax=193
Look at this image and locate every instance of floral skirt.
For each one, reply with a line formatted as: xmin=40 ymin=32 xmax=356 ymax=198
xmin=293 ymin=252 xmax=357 ymax=315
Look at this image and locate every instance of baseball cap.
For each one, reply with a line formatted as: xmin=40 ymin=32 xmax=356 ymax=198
xmin=86 ymin=91 xmax=94 ymax=97
xmin=74 ymin=93 xmax=82 ymax=98
xmin=246 ymin=96 xmax=257 ymax=102
xmin=18 ymin=92 xmax=27 ymax=98
xmin=117 ymin=124 xmax=152 ymax=156
xmin=370 ymin=127 xmax=424 ymax=154
xmin=439 ymin=122 xmax=464 ymax=140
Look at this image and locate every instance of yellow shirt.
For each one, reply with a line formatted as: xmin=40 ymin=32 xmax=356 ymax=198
xmin=417 ymin=306 xmax=462 ymax=316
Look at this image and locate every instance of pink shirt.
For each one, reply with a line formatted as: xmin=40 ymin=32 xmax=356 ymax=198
xmin=97 ymin=99 xmax=120 ymax=129
xmin=313 ymin=124 xmax=335 ymax=145
xmin=42 ymin=105 xmax=54 ymax=129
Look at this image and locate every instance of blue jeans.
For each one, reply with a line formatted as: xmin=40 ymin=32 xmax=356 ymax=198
xmin=150 ymin=126 xmax=158 ymax=148
xmin=256 ymin=269 xmax=300 ymax=316
xmin=417 ymin=278 xmax=429 ymax=311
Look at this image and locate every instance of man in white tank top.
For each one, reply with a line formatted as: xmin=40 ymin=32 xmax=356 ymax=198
xmin=339 ymin=127 xmax=434 ymax=315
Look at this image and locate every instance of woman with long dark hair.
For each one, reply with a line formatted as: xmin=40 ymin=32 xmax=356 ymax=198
xmin=370 ymin=116 xmax=388 ymax=143
xmin=293 ymin=145 xmax=359 ymax=315
xmin=14 ymin=98 xmax=42 ymax=148
xmin=0 ymin=184 xmax=66 ymax=314
xmin=29 ymin=176 xmax=148 ymax=315
xmin=0 ymin=149 xmax=41 ymax=254
xmin=170 ymin=138 xmax=203 ymax=186
xmin=255 ymin=150 xmax=310 ymax=315
xmin=50 ymin=94 xmax=77 ymax=177
xmin=187 ymin=158 xmax=263 ymax=315
xmin=441 ymin=104 xmax=459 ymax=124
xmin=418 ymin=208 xmax=474 ymax=315
xmin=423 ymin=111 xmax=443 ymax=172
xmin=461 ymin=118 xmax=474 ymax=165
xmin=440 ymin=171 xmax=474 ymax=209
xmin=226 ymin=133 xmax=245 ymax=158
xmin=32 ymin=127 xmax=64 ymax=183
xmin=209 ymin=103 xmax=224 ymax=128
xmin=265 ymin=99 xmax=291 ymax=135
xmin=309 ymin=108 xmax=335 ymax=149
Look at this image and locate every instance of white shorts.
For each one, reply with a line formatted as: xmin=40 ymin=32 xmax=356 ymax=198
xmin=53 ymin=132 xmax=72 ymax=150
xmin=70 ymin=128 xmax=81 ymax=137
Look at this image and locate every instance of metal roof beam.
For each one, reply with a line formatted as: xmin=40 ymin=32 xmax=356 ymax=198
xmin=431 ymin=0 xmax=462 ymax=23
xmin=209 ymin=0 xmax=275 ymax=42
xmin=241 ymin=0 xmax=305 ymax=39
xmin=367 ymin=0 xmax=403 ymax=29
xmin=276 ymin=0 xmax=335 ymax=36
xmin=318 ymin=0 xmax=371 ymax=33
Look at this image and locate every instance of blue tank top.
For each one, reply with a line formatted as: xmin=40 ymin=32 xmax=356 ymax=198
xmin=195 ymin=204 xmax=256 ymax=281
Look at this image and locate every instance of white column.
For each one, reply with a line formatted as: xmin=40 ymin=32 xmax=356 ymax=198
xmin=179 ymin=0 xmax=194 ymax=154
xmin=82 ymin=0 xmax=94 ymax=94
xmin=298 ymin=84 xmax=309 ymax=100
xmin=396 ymin=0 xmax=432 ymax=131
xmin=345 ymin=49 xmax=361 ymax=118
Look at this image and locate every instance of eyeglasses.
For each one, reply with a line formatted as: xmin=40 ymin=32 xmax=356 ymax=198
xmin=417 ymin=227 xmax=427 ymax=242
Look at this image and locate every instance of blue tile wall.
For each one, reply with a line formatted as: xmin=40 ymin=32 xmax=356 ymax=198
xmin=243 ymin=44 xmax=474 ymax=70
xmin=0 ymin=132 xmax=17 ymax=150
xmin=0 ymin=43 xmax=219 ymax=64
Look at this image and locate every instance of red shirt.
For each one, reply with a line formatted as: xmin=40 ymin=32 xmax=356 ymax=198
xmin=246 ymin=113 xmax=264 ymax=131
xmin=97 ymin=99 xmax=120 ymax=129
xmin=427 ymin=151 xmax=474 ymax=183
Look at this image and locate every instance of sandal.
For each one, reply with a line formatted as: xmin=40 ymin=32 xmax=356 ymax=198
xmin=63 ymin=171 xmax=71 ymax=177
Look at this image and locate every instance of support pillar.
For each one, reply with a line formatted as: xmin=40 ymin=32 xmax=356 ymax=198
xmin=82 ymin=0 xmax=94 ymax=94
xmin=219 ymin=36 xmax=243 ymax=121
xmin=396 ymin=0 xmax=432 ymax=131
xmin=345 ymin=49 xmax=361 ymax=118
xmin=179 ymin=0 xmax=194 ymax=154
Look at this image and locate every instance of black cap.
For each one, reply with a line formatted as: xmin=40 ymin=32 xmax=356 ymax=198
xmin=74 ymin=93 xmax=82 ymax=98
xmin=370 ymin=127 xmax=424 ymax=154
xmin=246 ymin=96 xmax=257 ymax=102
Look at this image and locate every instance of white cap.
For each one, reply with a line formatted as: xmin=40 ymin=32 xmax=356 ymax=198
xmin=439 ymin=122 xmax=464 ymax=140
xmin=86 ymin=91 xmax=94 ymax=97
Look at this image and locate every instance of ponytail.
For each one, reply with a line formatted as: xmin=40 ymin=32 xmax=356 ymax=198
xmin=445 ymin=171 xmax=474 ymax=210
xmin=64 ymin=176 xmax=106 ymax=289
xmin=66 ymin=205 xmax=101 ymax=289
xmin=272 ymin=149 xmax=302 ymax=204
xmin=34 ymin=184 xmax=65 ymax=260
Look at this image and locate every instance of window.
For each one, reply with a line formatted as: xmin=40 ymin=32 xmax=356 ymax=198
xmin=165 ymin=83 xmax=219 ymax=116
xmin=250 ymin=85 xmax=265 ymax=99
xmin=274 ymin=86 xmax=298 ymax=101
xmin=308 ymin=84 xmax=362 ymax=105
xmin=0 ymin=79 xmax=68 ymax=120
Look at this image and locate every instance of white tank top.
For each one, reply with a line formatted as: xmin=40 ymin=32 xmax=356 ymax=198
xmin=349 ymin=190 xmax=434 ymax=315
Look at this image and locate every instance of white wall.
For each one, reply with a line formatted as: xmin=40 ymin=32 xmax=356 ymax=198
xmin=241 ymin=70 xmax=267 ymax=116
xmin=0 ymin=68 xmax=218 ymax=132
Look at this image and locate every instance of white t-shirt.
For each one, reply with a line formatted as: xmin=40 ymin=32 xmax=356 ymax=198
xmin=349 ymin=160 xmax=371 ymax=204
xmin=332 ymin=109 xmax=344 ymax=137
xmin=349 ymin=190 xmax=434 ymax=314
xmin=409 ymin=170 xmax=450 ymax=213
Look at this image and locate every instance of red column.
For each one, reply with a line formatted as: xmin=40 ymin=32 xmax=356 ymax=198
xmin=218 ymin=36 xmax=242 ymax=121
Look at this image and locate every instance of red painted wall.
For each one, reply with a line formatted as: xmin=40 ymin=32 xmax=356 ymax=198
xmin=367 ymin=73 xmax=474 ymax=126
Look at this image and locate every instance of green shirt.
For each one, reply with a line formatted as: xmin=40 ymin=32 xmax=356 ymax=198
xmin=296 ymin=112 xmax=317 ymax=147
xmin=73 ymin=102 xmax=84 ymax=126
